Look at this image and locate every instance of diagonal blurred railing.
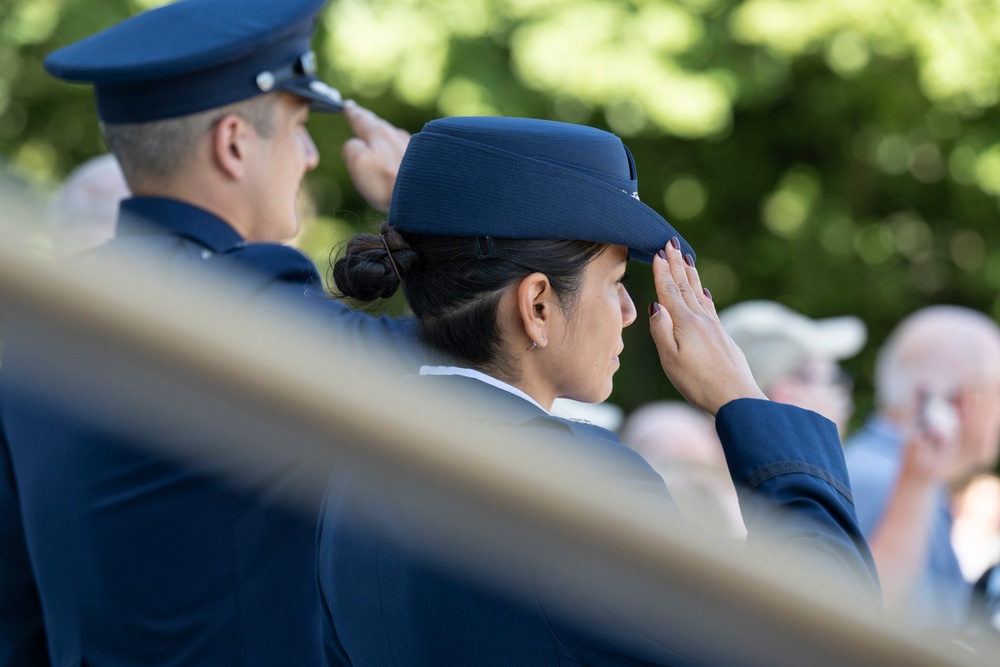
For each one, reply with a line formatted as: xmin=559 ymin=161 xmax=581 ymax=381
xmin=0 ymin=172 xmax=995 ymax=666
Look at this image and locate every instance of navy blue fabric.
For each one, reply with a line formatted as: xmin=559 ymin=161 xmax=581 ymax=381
xmin=716 ymin=399 xmax=881 ymax=606
xmin=0 ymin=407 xmax=49 ymax=666
xmin=388 ymin=117 xmax=695 ymax=264
xmin=43 ymin=0 xmax=342 ymax=122
xmin=317 ymin=380 xmax=882 ymax=666
xmin=844 ymin=416 xmax=969 ymax=626
xmin=0 ymin=197 xmax=422 ymax=667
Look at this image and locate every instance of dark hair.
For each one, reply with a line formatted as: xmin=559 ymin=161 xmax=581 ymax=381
xmin=332 ymin=222 xmax=608 ymax=380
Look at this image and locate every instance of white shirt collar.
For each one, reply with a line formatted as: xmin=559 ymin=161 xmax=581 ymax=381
xmin=418 ymin=365 xmax=549 ymax=414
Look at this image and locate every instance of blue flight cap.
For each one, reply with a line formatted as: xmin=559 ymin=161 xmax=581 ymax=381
xmin=43 ymin=0 xmax=343 ymax=124
xmin=388 ymin=117 xmax=695 ymax=264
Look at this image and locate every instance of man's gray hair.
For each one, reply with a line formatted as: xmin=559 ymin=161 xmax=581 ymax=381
xmin=874 ymin=305 xmax=1000 ymax=409
xmin=101 ymin=94 xmax=277 ymax=189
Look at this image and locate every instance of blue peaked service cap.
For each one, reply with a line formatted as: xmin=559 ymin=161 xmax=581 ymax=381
xmin=43 ymin=0 xmax=343 ymax=124
xmin=389 ymin=117 xmax=695 ymax=264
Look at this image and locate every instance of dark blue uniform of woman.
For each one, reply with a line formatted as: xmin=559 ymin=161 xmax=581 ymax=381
xmin=317 ymin=117 xmax=881 ymax=665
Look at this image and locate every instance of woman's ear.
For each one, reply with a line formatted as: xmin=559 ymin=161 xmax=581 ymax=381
xmin=516 ymin=272 xmax=553 ymax=349
xmin=211 ymin=113 xmax=252 ymax=180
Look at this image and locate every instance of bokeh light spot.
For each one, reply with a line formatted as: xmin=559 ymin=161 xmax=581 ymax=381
xmin=605 ymin=99 xmax=648 ymax=136
xmin=949 ymin=229 xmax=985 ymax=272
xmin=825 ymin=31 xmax=870 ymax=76
xmin=819 ymin=214 xmax=855 ymax=258
xmin=761 ymin=168 xmax=820 ymax=238
xmin=910 ymin=143 xmax=945 ymax=183
xmin=663 ymin=176 xmax=707 ymax=220
xmin=439 ymin=78 xmax=499 ymax=117
xmin=854 ymin=223 xmax=895 ymax=265
xmin=874 ymin=135 xmax=912 ymax=175
xmin=949 ymin=143 xmax=979 ymax=185
xmin=696 ymin=260 xmax=738 ymax=303
xmin=889 ymin=213 xmax=932 ymax=261
xmin=974 ymin=144 xmax=1000 ymax=196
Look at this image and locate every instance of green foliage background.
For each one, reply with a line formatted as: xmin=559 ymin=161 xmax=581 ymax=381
xmin=6 ymin=0 xmax=1000 ymax=429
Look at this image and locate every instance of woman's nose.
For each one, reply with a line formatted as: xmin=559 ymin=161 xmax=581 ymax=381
xmin=303 ymin=130 xmax=320 ymax=171
xmin=620 ymin=286 xmax=637 ymax=328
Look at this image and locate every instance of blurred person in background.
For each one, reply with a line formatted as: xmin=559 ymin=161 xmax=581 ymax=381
xmin=971 ymin=561 xmax=1000 ymax=634
xmin=45 ymin=153 xmax=129 ymax=258
xmin=620 ymin=401 xmax=745 ymax=540
xmin=951 ymin=472 xmax=1000 ymax=585
xmin=844 ymin=305 xmax=1000 ymax=627
xmin=0 ymin=0 xmax=421 ymax=665
xmin=719 ymin=300 xmax=866 ymax=437
xmin=953 ymin=473 xmax=1000 ymax=635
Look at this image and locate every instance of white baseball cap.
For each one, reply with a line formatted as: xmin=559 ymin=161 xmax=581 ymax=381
xmin=719 ymin=300 xmax=867 ymax=392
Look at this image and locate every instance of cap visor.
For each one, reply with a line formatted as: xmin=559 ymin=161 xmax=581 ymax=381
xmin=809 ymin=317 xmax=867 ymax=359
xmin=282 ymin=77 xmax=344 ymax=113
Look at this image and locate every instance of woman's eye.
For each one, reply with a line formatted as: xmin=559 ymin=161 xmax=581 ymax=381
xmin=616 ymin=273 xmax=630 ymax=285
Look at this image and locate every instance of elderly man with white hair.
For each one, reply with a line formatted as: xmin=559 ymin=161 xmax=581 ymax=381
xmin=845 ymin=305 xmax=1000 ymax=626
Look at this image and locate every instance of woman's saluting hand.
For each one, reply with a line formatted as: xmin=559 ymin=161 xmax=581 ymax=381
xmin=649 ymin=237 xmax=767 ymax=416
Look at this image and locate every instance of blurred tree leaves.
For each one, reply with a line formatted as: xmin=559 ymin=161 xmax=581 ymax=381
xmin=5 ymin=0 xmax=1000 ymax=424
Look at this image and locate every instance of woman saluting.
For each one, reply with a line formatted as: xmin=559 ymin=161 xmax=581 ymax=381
xmin=318 ymin=116 xmax=879 ymax=665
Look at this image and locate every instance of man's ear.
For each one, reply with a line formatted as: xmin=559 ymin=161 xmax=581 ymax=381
xmin=211 ymin=113 xmax=252 ymax=180
xmin=516 ymin=272 xmax=553 ymax=349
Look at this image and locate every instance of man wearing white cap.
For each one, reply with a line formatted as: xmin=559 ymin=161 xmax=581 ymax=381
xmin=719 ymin=300 xmax=867 ymax=436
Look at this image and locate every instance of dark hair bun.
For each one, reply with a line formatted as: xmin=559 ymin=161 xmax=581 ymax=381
xmin=332 ymin=223 xmax=415 ymax=302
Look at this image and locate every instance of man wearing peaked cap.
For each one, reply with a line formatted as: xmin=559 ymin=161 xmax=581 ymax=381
xmin=0 ymin=0 xmax=419 ymax=665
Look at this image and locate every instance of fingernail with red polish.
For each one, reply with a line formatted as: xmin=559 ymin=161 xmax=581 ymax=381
xmin=648 ymin=302 xmax=661 ymax=318
xmin=703 ymin=287 xmax=712 ymax=300
xmin=670 ymin=237 xmax=681 ymax=251
xmin=684 ymin=253 xmax=695 ymax=267
xmin=656 ymin=249 xmax=666 ymax=261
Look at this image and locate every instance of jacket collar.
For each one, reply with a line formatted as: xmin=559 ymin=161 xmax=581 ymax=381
xmin=406 ymin=374 xmax=620 ymax=443
xmin=117 ymin=197 xmax=246 ymax=253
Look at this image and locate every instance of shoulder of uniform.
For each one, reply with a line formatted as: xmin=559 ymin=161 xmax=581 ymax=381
xmin=223 ymin=243 xmax=321 ymax=285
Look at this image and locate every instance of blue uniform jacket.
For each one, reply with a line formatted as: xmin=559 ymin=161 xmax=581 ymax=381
xmin=0 ymin=197 xmax=421 ymax=667
xmin=317 ymin=375 xmax=881 ymax=666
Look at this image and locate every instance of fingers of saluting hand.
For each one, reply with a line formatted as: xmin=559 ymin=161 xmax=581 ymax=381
xmin=341 ymin=100 xmax=411 ymax=213
xmin=649 ymin=238 xmax=765 ymax=415
xmin=651 ymin=238 xmax=703 ymax=357
xmin=651 ymin=237 xmax=713 ymax=331
xmin=343 ymin=100 xmax=411 ymax=159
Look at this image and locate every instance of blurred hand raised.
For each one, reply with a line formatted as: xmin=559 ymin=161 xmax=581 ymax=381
xmin=341 ymin=100 xmax=411 ymax=213
xmin=648 ymin=239 xmax=766 ymax=415
xmin=900 ymin=392 xmax=960 ymax=482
